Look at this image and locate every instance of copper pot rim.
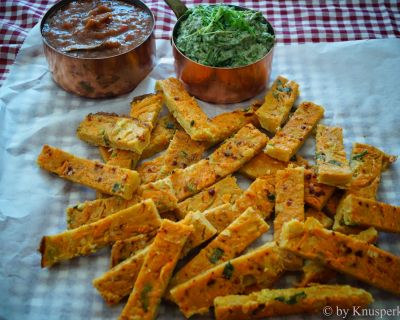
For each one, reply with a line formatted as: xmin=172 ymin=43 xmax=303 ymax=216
xmin=171 ymin=4 xmax=277 ymax=70
xmin=40 ymin=0 xmax=156 ymax=61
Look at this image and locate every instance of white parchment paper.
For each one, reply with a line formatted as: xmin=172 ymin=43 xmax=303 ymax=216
xmin=0 ymin=23 xmax=399 ymax=320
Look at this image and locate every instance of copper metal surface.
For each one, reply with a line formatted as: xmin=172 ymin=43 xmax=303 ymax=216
xmin=171 ymin=6 xmax=275 ymax=104
xmin=41 ymin=0 xmax=156 ymax=99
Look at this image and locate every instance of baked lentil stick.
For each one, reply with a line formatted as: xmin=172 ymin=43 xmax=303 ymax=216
xmin=239 ymin=152 xmax=309 ymax=179
xmin=274 ymin=166 xmax=305 ymax=271
xmin=95 ymin=149 xmax=140 ymax=199
xmin=214 ymin=285 xmax=373 ymax=320
xmin=98 ymin=114 xmax=178 ymax=163
xmin=136 ymin=156 xmax=166 ymax=185
xmin=346 ymin=143 xmax=387 ymax=199
xmin=169 ymin=208 xmax=269 ymax=290
xmin=239 ymin=152 xmax=290 ymax=179
xmin=103 ymin=93 xmax=165 ymax=169
xmin=174 ymin=175 xmax=242 ymax=219
xmin=93 ymin=212 xmax=217 ymax=304
xmin=305 ymin=207 xmax=333 ymax=229
xmin=94 ymin=248 xmax=148 ymax=305
xmin=77 ymin=113 xmax=150 ymax=153
xmin=333 ymin=196 xmax=368 ymax=235
xmin=98 ymin=146 xmax=112 ymax=162
xmin=138 ymin=130 xmax=207 ymax=184
xmin=297 ymin=260 xmax=337 ymax=288
xmin=94 ymin=94 xmax=163 ymax=172
xmin=203 ymin=204 xmax=241 ymax=233
xmin=274 ymin=166 xmax=305 ymax=242
xmin=340 ymin=195 xmax=400 ymax=233
xmin=119 ymin=220 xmax=192 ymax=320
xmin=98 ymin=146 xmax=140 ymax=194
xmin=129 ymin=93 xmax=163 ymax=120
xmin=256 ymin=75 xmax=300 ymax=133
xmin=40 ymin=199 xmax=161 ymax=268
xmin=138 ymin=124 xmax=267 ymax=212
xmin=208 ymin=101 xmax=260 ymax=141
xmin=141 ymin=114 xmax=179 ymax=159
xmin=315 ymin=124 xmax=352 ymax=188
xmin=304 ymin=167 xmax=336 ymax=210
xmin=167 ymin=124 xmax=268 ymax=202
xmin=280 ymin=217 xmax=400 ymax=295
xmin=234 ymin=174 xmax=276 ymax=219
xmin=37 ymin=145 xmax=140 ymax=200
xmin=156 ymin=78 xmax=216 ymax=141
xmin=110 ymin=233 xmax=155 ymax=268
xmin=298 ymin=227 xmax=378 ymax=287
xmin=180 ymin=211 xmax=218 ymax=257
xmin=66 ymin=195 xmax=142 ymax=229
xmin=265 ymin=101 xmax=324 ymax=162
xmin=105 ymin=149 xmax=141 ymax=170
xmin=138 ymin=178 xmax=179 ymax=213
xmin=204 ymin=124 xmax=268 ymax=182
xmin=332 ymin=144 xmax=395 ymax=233
xmin=155 ymin=130 xmax=206 ymax=178
xmin=204 ymin=174 xmax=275 ymax=233
xmin=170 ymin=242 xmax=286 ymax=318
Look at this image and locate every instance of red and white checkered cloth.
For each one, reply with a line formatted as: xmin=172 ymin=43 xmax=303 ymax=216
xmin=1 ymin=0 xmax=399 ymax=86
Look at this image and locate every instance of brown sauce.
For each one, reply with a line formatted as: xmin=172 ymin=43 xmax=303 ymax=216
xmin=42 ymin=0 xmax=153 ymax=58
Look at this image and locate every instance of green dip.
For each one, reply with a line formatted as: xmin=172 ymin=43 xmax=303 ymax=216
xmin=175 ymin=5 xmax=275 ymax=68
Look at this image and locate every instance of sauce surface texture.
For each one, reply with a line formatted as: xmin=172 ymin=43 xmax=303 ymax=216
xmin=42 ymin=0 xmax=153 ymax=58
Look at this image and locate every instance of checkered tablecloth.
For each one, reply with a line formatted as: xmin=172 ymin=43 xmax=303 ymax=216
xmin=0 ymin=0 xmax=399 ymax=86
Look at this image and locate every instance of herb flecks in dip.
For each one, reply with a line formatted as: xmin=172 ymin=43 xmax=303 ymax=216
xmin=42 ymin=0 xmax=153 ymax=58
xmin=175 ymin=5 xmax=275 ymax=68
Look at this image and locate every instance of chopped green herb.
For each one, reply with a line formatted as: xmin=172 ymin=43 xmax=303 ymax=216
xmin=166 ymin=122 xmax=175 ymax=129
xmin=267 ymin=193 xmax=276 ymax=202
xmin=315 ymin=152 xmax=326 ymax=161
xmin=140 ymin=283 xmax=152 ymax=312
xmin=222 ymin=261 xmax=234 ymax=279
xmin=72 ymin=203 xmax=85 ymax=211
xmin=176 ymin=5 xmax=275 ymax=68
xmin=274 ymin=291 xmax=306 ymax=305
xmin=352 ymin=150 xmax=368 ymax=161
xmin=209 ymin=247 xmax=224 ymax=264
xmin=328 ymin=159 xmax=342 ymax=166
xmin=186 ymin=182 xmax=197 ymax=193
xmin=112 ymin=183 xmax=122 ymax=193
xmin=276 ymin=79 xmax=292 ymax=93
xmin=272 ymin=91 xmax=280 ymax=100
xmin=190 ymin=120 xmax=195 ymax=127
xmin=180 ymin=150 xmax=188 ymax=158
xmin=99 ymin=129 xmax=110 ymax=146
xmin=290 ymin=154 xmax=297 ymax=161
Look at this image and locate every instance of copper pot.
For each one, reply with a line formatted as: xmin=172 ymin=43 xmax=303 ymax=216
xmin=170 ymin=4 xmax=275 ymax=104
xmin=40 ymin=0 xmax=156 ymax=98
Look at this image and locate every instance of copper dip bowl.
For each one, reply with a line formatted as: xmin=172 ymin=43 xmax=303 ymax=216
xmin=170 ymin=4 xmax=275 ymax=104
xmin=40 ymin=0 xmax=156 ymax=98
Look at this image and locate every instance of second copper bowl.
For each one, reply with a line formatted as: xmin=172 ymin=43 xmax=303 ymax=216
xmin=171 ymin=5 xmax=275 ymax=104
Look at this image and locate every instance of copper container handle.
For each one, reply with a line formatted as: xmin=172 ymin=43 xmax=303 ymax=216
xmin=164 ymin=0 xmax=188 ymax=18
